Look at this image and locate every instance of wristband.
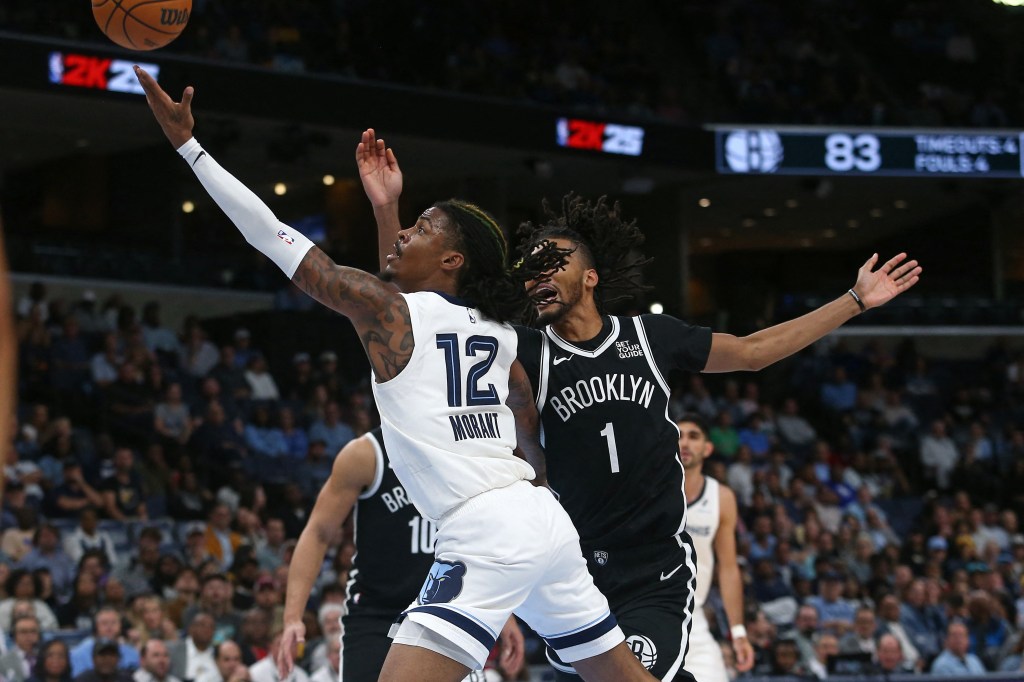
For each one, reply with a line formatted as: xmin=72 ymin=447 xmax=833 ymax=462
xmin=847 ymin=288 xmax=867 ymax=313
xmin=730 ymin=624 xmax=748 ymax=640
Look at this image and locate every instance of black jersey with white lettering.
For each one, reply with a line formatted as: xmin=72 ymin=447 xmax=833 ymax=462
xmin=516 ymin=315 xmax=711 ymax=550
xmin=345 ymin=428 xmax=437 ymax=612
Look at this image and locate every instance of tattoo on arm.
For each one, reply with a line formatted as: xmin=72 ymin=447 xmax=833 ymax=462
xmin=291 ymin=247 xmax=414 ymax=380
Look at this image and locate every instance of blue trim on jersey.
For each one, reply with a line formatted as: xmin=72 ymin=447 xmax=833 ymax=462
xmin=428 ymin=290 xmax=474 ymax=308
xmin=408 ymin=605 xmax=497 ymax=651
xmin=543 ymin=612 xmax=618 ymax=650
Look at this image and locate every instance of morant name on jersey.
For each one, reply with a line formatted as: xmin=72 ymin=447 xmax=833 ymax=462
xmin=548 ymin=373 xmax=655 ymax=423
xmin=449 ymin=411 xmax=502 ymax=441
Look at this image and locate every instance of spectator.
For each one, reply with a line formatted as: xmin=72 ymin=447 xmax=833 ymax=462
xmin=964 ymin=590 xmax=1009 ymax=669
xmin=193 ymin=641 xmax=246 ymax=682
xmin=839 ymin=606 xmax=878 ymax=657
xmin=100 ymin=448 xmax=147 ymax=521
xmin=807 ymin=631 xmax=840 ymax=679
xmin=709 ymin=410 xmax=740 ymax=458
xmin=276 ymin=408 xmax=307 ymax=462
xmin=770 ymin=637 xmax=808 ymax=676
xmin=789 ymin=604 xmax=820 ymax=668
xmin=57 ymin=571 xmax=101 ymax=631
xmin=306 ymin=402 xmax=353 ymax=458
xmin=807 ymin=571 xmax=857 ymax=635
xmin=189 ymin=403 xmax=247 ymax=485
xmin=821 ymin=366 xmax=858 ymax=414
xmin=308 ymin=637 xmax=338 ymax=682
xmin=280 ymin=354 xmax=315 ymax=405
xmin=876 ymin=633 xmax=915 ymax=674
xmin=900 ymin=578 xmax=946 ymax=662
xmin=69 ymin=608 xmax=140 ymax=677
xmin=90 ymin=334 xmax=123 ymax=390
xmin=72 ymin=640 xmax=133 ymax=682
xmin=2 ymin=510 xmax=40 ymax=563
xmin=242 ymin=356 xmax=279 ymax=403
xmin=298 ymin=441 xmax=331 ymax=500
xmin=254 ymin=519 xmax=286 ymax=573
xmin=920 ymin=419 xmax=960 ymax=490
xmin=208 ymin=349 xmax=250 ymax=406
xmin=183 ymin=575 xmax=241 ymax=644
xmin=727 ymin=446 xmax=755 ymax=507
xmin=203 ymin=505 xmax=244 ymax=572
xmin=18 ymin=524 xmax=75 ymax=597
xmin=167 ymin=611 xmax=216 ymax=682
xmin=153 ymin=383 xmax=192 ymax=451
xmin=0 ymin=614 xmax=41 ymax=682
xmin=63 ymin=508 xmax=117 ymax=568
xmin=112 ymin=527 xmax=162 ymax=602
xmin=235 ymin=609 xmax=270 ymax=667
xmin=178 ymin=325 xmax=219 ymax=379
xmin=776 ymin=398 xmax=817 ymax=456
xmin=27 ymin=639 xmax=72 ymax=682
xmin=139 ymin=303 xmax=180 ymax=362
xmin=737 ymin=413 xmax=772 ymax=459
xmin=102 ymin=364 xmax=155 ymax=447
xmin=306 ymin=602 xmax=343 ymax=676
xmin=231 ymin=331 xmax=257 ymax=371
xmin=242 ymin=407 xmax=287 ymax=461
xmin=133 ymin=640 xmax=181 ymax=682
xmin=17 ymin=282 xmax=49 ymax=322
xmin=930 ymin=620 xmax=987 ymax=675
xmin=47 ymin=461 xmax=105 ymax=519
xmin=0 ymin=580 xmax=58 ymax=632
xmin=50 ymin=317 xmax=91 ymax=397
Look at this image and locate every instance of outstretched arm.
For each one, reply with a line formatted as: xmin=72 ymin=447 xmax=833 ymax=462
xmin=715 ymin=485 xmax=754 ymax=672
xmin=356 ymin=128 xmax=404 ymax=272
xmin=703 ymin=252 xmax=921 ymax=372
xmin=135 ymin=68 xmax=412 ymax=380
xmin=278 ymin=435 xmax=376 ymax=679
xmin=507 ymin=359 xmax=548 ymax=487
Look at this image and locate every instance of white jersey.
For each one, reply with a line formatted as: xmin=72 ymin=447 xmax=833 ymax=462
xmin=685 ymin=476 xmax=720 ymax=608
xmin=371 ymin=291 xmax=535 ymax=522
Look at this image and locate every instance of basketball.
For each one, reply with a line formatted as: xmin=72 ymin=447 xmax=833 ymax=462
xmin=92 ymin=0 xmax=192 ymax=51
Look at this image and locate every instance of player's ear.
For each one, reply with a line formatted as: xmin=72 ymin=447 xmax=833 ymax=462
xmin=704 ymin=439 xmax=715 ymax=458
xmin=583 ymin=267 xmax=599 ymax=289
xmin=440 ymin=251 xmax=465 ymax=272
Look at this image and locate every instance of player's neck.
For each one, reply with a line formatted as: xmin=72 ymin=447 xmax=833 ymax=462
xmin=551 ymin=302 xmax=604 ymax=342
xmin=684 ymin=468 xmax=705 ymax=502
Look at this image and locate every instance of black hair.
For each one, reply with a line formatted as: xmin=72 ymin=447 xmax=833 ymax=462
xmin=433 ymin=199 xmax=572 ymax=324
xmin=33 ymin=639 xmax=71 ymax=682
xmin=676 ymin=413 xmax=711 ymax=438
xmin=6 ymin=568 xmax=40 ymax=597
xmin=516 ymin=193 xmax=652 ymax=313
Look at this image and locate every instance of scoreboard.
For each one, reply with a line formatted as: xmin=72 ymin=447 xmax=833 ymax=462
xmin=712 ymin=126 xmax=1024 ymax=178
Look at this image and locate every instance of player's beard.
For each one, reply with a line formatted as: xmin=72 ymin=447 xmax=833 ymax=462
xmin=535 ymin=279 xmax=583 ymax=327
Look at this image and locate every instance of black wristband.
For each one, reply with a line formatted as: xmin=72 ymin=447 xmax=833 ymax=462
xmin=847 ymin=288 xmax=866 ymax=313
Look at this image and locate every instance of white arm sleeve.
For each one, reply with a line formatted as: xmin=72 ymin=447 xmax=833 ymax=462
xmin=176 ymin=137 xmax=315 ymax=279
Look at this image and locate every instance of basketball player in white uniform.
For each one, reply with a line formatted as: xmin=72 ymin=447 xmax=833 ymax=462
xmin=678 ymin=415 xmax=755 ymax=682
xmin=136 ymin=67 xmax=659 ymax=682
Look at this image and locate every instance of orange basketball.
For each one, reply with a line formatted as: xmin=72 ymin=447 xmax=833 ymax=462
xmin=92 ymin=0 xmax=192 ymax=51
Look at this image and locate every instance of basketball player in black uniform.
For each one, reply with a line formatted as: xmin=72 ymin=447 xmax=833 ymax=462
xmin=356 ymin=133 xmax=922 ymax=681
xmin=278 ymin=428 xmax=525 ymax=682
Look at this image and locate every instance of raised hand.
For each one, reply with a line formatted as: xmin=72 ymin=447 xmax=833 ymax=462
xmin=134 ymin=65 xmax=195 ymax=149
xmin=852 ymin=252 xmax=922 ymax=310
xmin=356 ymin=128 xmax=403 ymax=208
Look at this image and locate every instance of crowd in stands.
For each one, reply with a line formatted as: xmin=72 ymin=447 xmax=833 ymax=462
xmin=5 ymin=0 xmax=1024 ymax=127
xmin=5 ymin=279 xmax=1024 ymax=680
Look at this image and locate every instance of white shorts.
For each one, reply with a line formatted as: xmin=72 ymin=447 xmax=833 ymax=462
xmin=684 ymin=607 xmax=729 ymax=682
xmin=392 ymin=480 xmax=623 ymax=669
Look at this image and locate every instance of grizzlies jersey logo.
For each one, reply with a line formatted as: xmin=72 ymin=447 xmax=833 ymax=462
xmin=418 ymin=559 xmax=467 ymax=605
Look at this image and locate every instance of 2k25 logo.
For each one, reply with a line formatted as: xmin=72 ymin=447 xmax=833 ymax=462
xmin=556 ymin=117 xmax=645 ymax=157
xmin=49 ymin=52 xmax=159 ymax=96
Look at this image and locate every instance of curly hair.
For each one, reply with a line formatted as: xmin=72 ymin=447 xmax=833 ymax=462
xmin=433 ymin=199 xmax=572 ymax=324
xmin=515 ymin=193 xmax=652 ymax=312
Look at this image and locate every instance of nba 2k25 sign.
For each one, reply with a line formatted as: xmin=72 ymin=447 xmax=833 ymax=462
xmin=556 ymin=117 xmax=645 ymax=156
xmin=48 ymin=52 xmax=159 ymax=96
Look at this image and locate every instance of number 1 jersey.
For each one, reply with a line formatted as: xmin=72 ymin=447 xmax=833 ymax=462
xmin=371 ymin=291 xmax=535 ymax=522
xmin=516 ymin=314 xmax=712 ymax=549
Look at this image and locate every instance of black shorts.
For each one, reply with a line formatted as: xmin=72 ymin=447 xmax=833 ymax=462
xmin=548 ymin=533 xmax=698 ymax=681
xmin=341 ymin=607 xmax=399 ymax=682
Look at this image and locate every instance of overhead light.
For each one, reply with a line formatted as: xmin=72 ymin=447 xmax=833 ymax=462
xmin=785 ymin=199 xmax=799 ymax=209
xmin=322 ymin=175 xmax=335 ymax=186
xmin=763 ymin=208 xmax=778 ymax=217
xmin=182 ymin=201 xmax=195 ymax=214
xmin=740 ymin=218 xmax=757 ymax=228
xmin=869 ymin=208 xmax=884 ymax=218
xmin=649 ymin=302 xmax=664 ymax=314
xmin=698 ymin=198 xmax=711 ymax=208
xmin=846 ymin=219 xmax=860 ymax=228
xmin=894 ymin=199 xmax=908 ymax=209
xmin=994 ymin=0 xmax=1024 ymax=6
xmin=274 ymin=183 xmax=287 ymax=196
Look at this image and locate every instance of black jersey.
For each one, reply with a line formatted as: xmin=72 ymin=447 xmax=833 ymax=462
xmin=346 ymin=427 xmax=437 ymax=612
xmin=516 ymin=314 xmax=711 ymax=550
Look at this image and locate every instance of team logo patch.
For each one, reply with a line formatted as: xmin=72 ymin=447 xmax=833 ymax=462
xmin=615 ymin=339 xmax=644 ymax=358
xmin=418 ymin=559 xmax=467 ymax=605
xmin=626 ymin=634 xmax=658 ymax=670
xmin=593 ymin=550 xmax=609 ymax=566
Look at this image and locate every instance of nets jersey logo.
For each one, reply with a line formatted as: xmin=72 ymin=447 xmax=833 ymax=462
xmin=626 ymin=634 xmax=658 ymax=670
xmin=593 ymin=550 xmax=609 ymax=566
xmin=418 ymin=559 xmax=467 ymax=605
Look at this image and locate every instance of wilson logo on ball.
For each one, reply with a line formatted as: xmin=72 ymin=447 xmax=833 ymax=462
xmin=160 ymin=9 xmax=189 ymax=26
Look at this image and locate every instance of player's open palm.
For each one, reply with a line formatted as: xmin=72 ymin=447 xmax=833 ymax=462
xmin=853 ymin=252 xmax=921 ymax=309
xmin=134 ymin=65 xmax=195 ymax=149
xmin=276 ymin=621 xmax=305 ymax=679
xmin=356 ymin=128 xmax=403 ymax=208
